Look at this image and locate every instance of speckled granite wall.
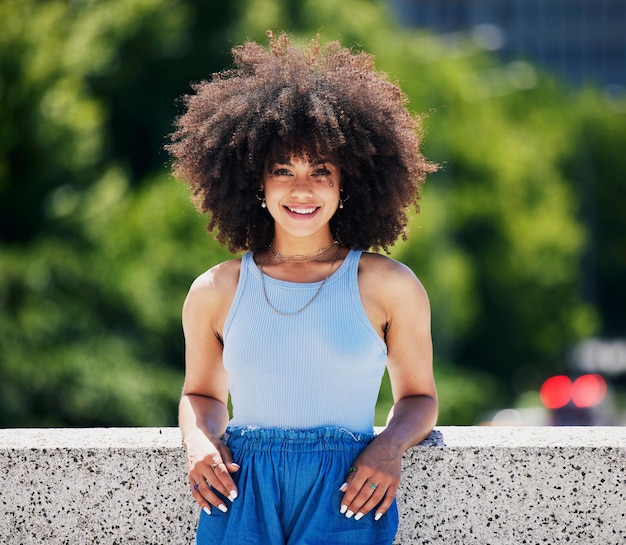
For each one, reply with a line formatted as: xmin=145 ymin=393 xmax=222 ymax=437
xmin=1 ymin=427 xmax=624 ymax=544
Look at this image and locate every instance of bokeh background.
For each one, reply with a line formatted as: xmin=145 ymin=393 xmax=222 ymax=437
xmin=1 ymin=0 xmax=625 ymax=428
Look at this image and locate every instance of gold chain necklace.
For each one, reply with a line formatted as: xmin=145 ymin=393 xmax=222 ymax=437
xmin=258 ymin=245 xmax=341 ymax=316
xmin=268 ymin=240 xmax=338 ymax=263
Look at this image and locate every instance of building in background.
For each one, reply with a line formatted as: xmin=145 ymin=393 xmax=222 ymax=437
xmin=389 ymin=0 xmax=626 ymax=95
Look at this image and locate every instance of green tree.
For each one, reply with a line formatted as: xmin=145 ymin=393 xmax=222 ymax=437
xmin=0 ymin=0 xmax=237 ymax=243
xmin=0 ymin=0 xmax=241 ymax=425
xmin=564 ymin=90 xmax=626 ymax=339
xmin=0 ymin=170 xmax=233 ymax=426
xmin=396 ymin=55 xmax=597 ymax=389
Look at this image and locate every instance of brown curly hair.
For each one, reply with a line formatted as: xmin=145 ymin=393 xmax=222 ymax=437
xmin=167 ymin=31 xmax=435 ymax=253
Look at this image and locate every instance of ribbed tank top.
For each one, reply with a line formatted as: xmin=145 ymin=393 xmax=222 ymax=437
xmin=222 ymin=249 xmax=388 ymax=434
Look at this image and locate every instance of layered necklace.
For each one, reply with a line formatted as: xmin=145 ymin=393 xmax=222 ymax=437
xmin=258 ymin=241 xmax=341 ymax=316
xmin=268 ymin=240 xmax=339 ymax=263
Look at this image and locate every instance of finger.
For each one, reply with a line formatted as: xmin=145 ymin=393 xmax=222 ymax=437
xmin=226 ymin=461 xmax=241 ymax=474
xmin=217 ymin=446 xmax=241 ymax=477
xmin=189 ymin=478 xmax=230 ymax=515
xmin=339 ymin=465 xmax=358 ymax=492
xmin=209 ymin=462 xmax=239 ymax=501
xmin=372 ymin=488 xmax=398 ymax=521
xmin=352 ymin=482 xmax=392 ymax=520
xmin=343 ymin=480 xmax=385 ymax=519
xmin=212 ymin=445 xmax=240 ymax=500
xmin=339 ymin=474 xmax=370 ymax=516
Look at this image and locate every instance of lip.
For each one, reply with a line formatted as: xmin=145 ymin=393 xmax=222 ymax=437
xmin=283 ymin=205 xmax=320 ymax=219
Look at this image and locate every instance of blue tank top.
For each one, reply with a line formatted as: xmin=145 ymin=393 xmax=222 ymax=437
xmin=222 ymin=249 xmax=388 ymax=434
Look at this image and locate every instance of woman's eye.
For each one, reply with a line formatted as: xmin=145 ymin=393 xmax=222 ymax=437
xmin=313 ymin=168 xmax=331 ymax=177
xmin=271 ymin=168 xmax=292 ymax=176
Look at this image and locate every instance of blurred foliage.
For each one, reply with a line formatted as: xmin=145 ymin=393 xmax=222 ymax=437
xmin=562 ymin=91 xmax=626 ymax=338
xmin=1 ymin=0 xmax=624 ymax=427
xmin=0 ymin=0 xmax=237 ymax=242
xmin=386 ymin=42 xmax=597 ymax=392
xmin=0 ymin=171 xmax=232 ymax=426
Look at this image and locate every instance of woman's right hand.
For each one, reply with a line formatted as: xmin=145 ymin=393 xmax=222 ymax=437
xmin=184 ymin=430 xmax=240 ymax=514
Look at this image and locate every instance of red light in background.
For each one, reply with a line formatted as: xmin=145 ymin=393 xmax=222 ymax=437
xmin=572 ymin=374 xmax=607 ymax=408
xmin=540 ymin=375 xmax=572 ymax=409
xmin=540 ymin=374 xmax=608 ymax=409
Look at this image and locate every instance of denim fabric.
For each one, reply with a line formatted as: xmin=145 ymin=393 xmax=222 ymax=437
xmin=195 ymin=427 xmax=399 ymax=545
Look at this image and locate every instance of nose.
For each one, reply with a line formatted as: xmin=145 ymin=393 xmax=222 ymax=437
xmin=290 ymin=172 xmax=314 ymax=196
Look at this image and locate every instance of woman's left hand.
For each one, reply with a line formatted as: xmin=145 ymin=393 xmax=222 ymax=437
xmin=338 ymin=435 xmax=403 ymax=521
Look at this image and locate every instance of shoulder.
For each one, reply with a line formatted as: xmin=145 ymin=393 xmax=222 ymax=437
xmin=183 ymin=257 xmax=243 ymax=328
xmin=188 ymin=257 xmax=242 ymax=296
xmin=358 ymin=252 xmax=426 ymax=291
xmin=358 ymin=251 xmax=430 ymax=315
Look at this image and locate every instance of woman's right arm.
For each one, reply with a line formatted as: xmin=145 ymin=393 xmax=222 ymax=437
xmin=179 ymin=261 xmax=241 ymax=514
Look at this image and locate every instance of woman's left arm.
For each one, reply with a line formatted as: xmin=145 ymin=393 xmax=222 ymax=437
xmin=339 ymin=256 xmax=437 ymax=521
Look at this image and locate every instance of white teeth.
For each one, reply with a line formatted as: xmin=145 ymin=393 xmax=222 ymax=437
xmin=288 ymin=207 xmax=315 ymax=214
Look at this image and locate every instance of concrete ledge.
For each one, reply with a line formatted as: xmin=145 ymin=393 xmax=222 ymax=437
xmin=1 ymin=427 xmax=625 ymax=544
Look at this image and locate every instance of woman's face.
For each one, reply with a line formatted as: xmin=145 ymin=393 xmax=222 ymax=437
xmin=262 ymin=153 xmax=341 ymax=243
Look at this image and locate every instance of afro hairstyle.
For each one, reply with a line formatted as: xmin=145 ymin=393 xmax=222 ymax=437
xmin=167 ymin=31 xmax=436 ymax=253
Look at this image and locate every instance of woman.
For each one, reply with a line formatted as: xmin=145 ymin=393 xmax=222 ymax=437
xmin=167 ymin=31 xmax=437 ymax=545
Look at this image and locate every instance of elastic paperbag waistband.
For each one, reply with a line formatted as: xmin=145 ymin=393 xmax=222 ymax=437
xmin=224 ymin=426 xmax=375 ymax=452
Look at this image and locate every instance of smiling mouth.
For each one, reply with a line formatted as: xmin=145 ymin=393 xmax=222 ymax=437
xmin=286 ymin=206 xmax=318 ymax=215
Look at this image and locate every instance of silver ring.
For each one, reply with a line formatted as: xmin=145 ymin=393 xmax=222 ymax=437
xmin=211 ymin=463 xmax=219 ymax=469
xmin=368 ymin=481 xmax=377 ymax=490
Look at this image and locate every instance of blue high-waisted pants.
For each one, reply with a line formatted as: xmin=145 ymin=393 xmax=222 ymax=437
xmin=195 ymin=427 xmax=399 ymax=545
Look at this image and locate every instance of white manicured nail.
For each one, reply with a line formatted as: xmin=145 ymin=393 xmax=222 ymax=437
xmin=345 ymin=509 xmax=354 ymax=519
xmin=339 ymin=482 xmax=347 ymax=492
xmin=218 ymin=504 xmax=228 ymax=513
xmin=354 ymin=512 xmax=364 ymax=521
xmin=228 ymin=490 xmax=238 ymax=501
xmin=375 ymin=512 xmax=382 ymax=521
xmin=340 ymin=504 xmax=348 ymax=514
xmin=203 ymin=507 xmax=211 ymax=516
